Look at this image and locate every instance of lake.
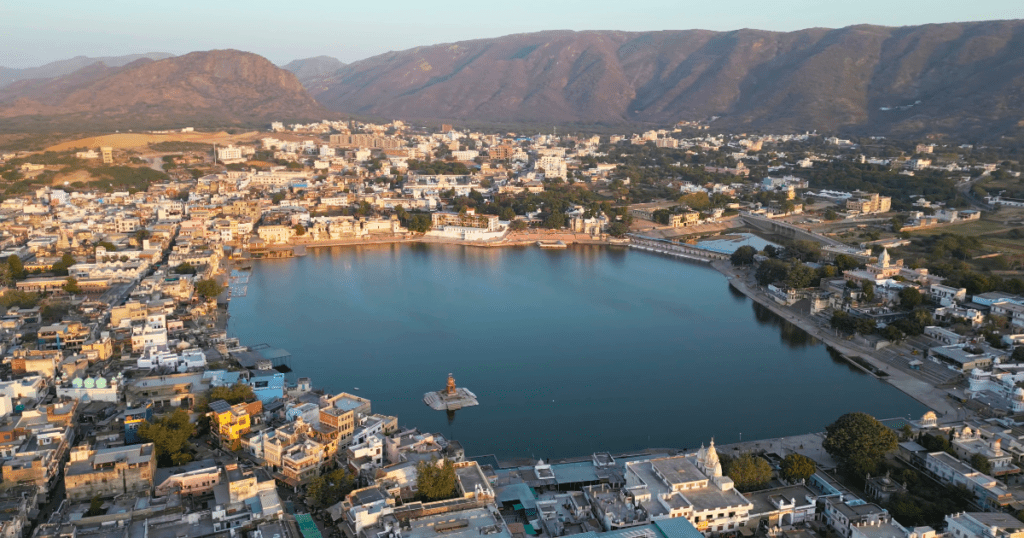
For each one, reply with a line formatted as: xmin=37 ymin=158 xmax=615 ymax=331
xmin=227 ymin=243 xmax=927 ymax=460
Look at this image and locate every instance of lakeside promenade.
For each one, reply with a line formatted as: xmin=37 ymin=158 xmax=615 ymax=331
xmin=710 ymin=259 xmax=959 ymax=419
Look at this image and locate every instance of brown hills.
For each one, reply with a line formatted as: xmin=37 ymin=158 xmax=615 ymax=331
xmin=311 ymin=21 xmax=1024 ymax=138
xmin=0 ymin=50 xmax=331 ymax=131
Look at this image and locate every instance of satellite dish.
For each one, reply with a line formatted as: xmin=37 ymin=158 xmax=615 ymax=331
xmin=84 ymin=378 xmax=95 ymax=389
xmin=72 ymin=378 xmax=83 ymax=388
xmin=96 ymin=378 xmax=108 ymax=389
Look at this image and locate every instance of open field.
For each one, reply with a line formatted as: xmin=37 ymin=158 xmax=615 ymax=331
xmin=45 ymin=131 xmax=262 ymax=152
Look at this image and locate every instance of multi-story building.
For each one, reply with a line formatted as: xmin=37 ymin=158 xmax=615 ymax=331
xmin=623 ymin=443 xmax=753 ymax=534
xmin=210 ymin=399 xmax=262 ymax=447
xmin=154 ymin=459 xmax=223 ymax=496
xmin=945 ymin=512 xmax=1024 ymax=538
xmin=845 ymin=191 xmax=892 ymax=214
xmin=64 ymin=443 xmax=155 ymax=501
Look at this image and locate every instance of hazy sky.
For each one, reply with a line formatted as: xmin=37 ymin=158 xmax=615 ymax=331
xmin=2 ymin=0 xmax=1022 ymax=68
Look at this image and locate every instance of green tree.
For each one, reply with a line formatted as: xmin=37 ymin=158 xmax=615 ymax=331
xmin=293 ymin=224 xmax=306 ymax=236
xmin=918 ymin=433 xmax=952 ymax=453
xmin=208 ymin=384 xmax=255 ymax=405
xmin=174 ymin=262 xmax=197 ymax=275
xmin=138 ymin=409 xmax=195 ymax=467
xmin=780 ymin=453 xmax=816 ymax=482
xmin=96 ymin=241 xmax=118 ymax=252
xmin=544 ymin=211 xmax=565 ymax=229
xmin=726 ymin=453 xmax=772 ymax=492
xmin=731 ymin=245 xmax=757 ymax=266
xmin=196 ymin=279 xmax=222 ymax=299
xmin=51 ymin=252 xmax=77 ymax=276
xmin=7 ymin=255 xmax=24 ymax=281
xmin=1013 ymin=348 xmax=1024 ymax=362
xmin=134 ymin=229 xmax=152 ymax=244
xmin=971 ymin=454 xmax=992 ymax=475
xmin=823 ymin=412 xmax=898 ymax=478
xmin=679 ymin=191 xmax=711 ymax=211
xmin=307 ymin=468 xmax=355 ymax=508
xmin=834 ymin=254 xmax=859 ymax=272
xmin=509 ymin=220 xmax=529 ymax=232
xmin=63 ymin=277 xmax=81 ymax=294
xmin=416 ymin=458 xmax=457 ymax=502
xmin=86 ymin=496 xmax=104 ymax=517
xmin=899 ymin=287 xmax=922 ymax=310
xmin=862 ymin=281 xmax=875 ymax=302
xmin=824 ymin=208 xmax=839 ymax=221
xmin=607 ymin=222 xmax=629 ymax=236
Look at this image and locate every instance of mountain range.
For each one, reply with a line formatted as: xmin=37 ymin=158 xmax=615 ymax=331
xmin=0 ymin=53 xmax=175 ymax=88
xmin=3 ymin=20 xmax=1024 ymax=138
xmin=0 ymin=51 xmax=329 ymax=131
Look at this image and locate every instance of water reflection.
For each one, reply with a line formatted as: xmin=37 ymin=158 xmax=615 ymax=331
xmin=750 ymin=302 xmax=819 ymax=349
xmin=727 ymin=282 xmax=747 ymax=303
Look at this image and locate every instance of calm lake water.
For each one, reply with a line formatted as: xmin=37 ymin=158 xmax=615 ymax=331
xmin=227 ymin=244 xmax=926 ymax=460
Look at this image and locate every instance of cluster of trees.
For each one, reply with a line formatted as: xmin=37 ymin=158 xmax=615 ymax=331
xmin=823 ymin=412 xmax=898 ymax=478
xmin=395 ymin=206 xmax=432 ymax=233
xmin=721 ymin=452 xmax=772 ymax=492
xmin=415 ymin=458 xmax=458 ymax=502
xmin=50 ymin=252 xmax=77 ymax=276
xmin=792 ymin=161 xmax=965 ymax=208
xmin=830 ymin=309 xmax=932 ymax=341
xmin=195 ymin=279 xmax=222 ymax=299
xmin=407 ymin=160 xmax=470 ymax=175
xmin=139 ymin=409 xmax=194 ymax=467
xmin=209 ymin=383 xmax=255 ymax=404
xmin=174 ymin=262 xmax=197 ymax=275
xmin=306 ymin=468 xmax=356 ymax=508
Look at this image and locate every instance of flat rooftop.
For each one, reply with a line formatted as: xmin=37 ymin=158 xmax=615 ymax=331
xmin=402 ymin=507 xmax=511 ymax=538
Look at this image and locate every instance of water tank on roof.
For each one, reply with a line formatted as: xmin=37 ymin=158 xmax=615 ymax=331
xmin=72 ymin=378 xmax=83 ymax=388
xmin=84 ymin=378 xmax=95 ymax=389
xmin=96 ymin=378 xmax=108 ymax=389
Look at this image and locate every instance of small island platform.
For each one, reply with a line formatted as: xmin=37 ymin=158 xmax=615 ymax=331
xmin=424 ymin=373 xmax=479 ymax=411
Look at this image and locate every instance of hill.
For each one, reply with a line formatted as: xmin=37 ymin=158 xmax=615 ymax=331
xmin=0 ymin=50 xmax=332 ymax=131
xmin=282 ymin=56 xmax=346 ymax=89
xmin=310 ymin=22 xmax=1024 ymax=138
xmin=0 ymin=52 xmax=175 ymax=88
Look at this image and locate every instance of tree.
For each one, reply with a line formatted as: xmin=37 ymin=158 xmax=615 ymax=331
xmin=824 ymin=208 xmax=839 ymax=221
xmin=543 ymin=212 xmax=565 ymax=229
xmin=731 ymin=245 xmax=757 ymax=266
xmin=138 ymin=409 xmax=194 ymax=467
xmin=174 ymin=262 xmax=197 ymax=275
xmin=823 ymin=412 xmax=898 ymax=478
xmin=416 ymin=458 xmax=457 ymax=501
xmin=307 ymin=468 xmax=355 ymax=508
xmin=7 ymin=255 xmax=24 ymax=281
xmin=1013 ymin=347 xmax=1024 ymax=362
xmin=293 ymin=224 xmax=306 ymax=236
xmin=208 ymin=384 xmax=255 ymax=405
xmin=134 ymin=229 xmax=151 ymax=244
xmin=96 ymin=241 xmax=118 ymax=252
xmin=834 ymin=254 xmax=859 ymax=272
xmin=51 ymin=252 xmax=77 ymax=276
xmin=726 ymin=453 xmax=772 ymax=492
xmin=971 ymin=454 xmax=992 ymax=475
xmin=196 ymin=279 xmax=222 ymax=299
xmin=509 ymin=220 xmax=528 ymax=232
xmin=780 ymin=453 xmax=816 ymax=482
xmin=899 ymin=287 xmax=922 ymax=310
xmin=918 ymin=432 xmax=952 ymax=453
xmin=63 ymin=277 xmax=81 ymax=294
xmin=86 ymin=496 xmax=104 ymax=517
xmin=862 ymin=281 xmax=875 ymax=302
xmin=883 ymin=325 xmax=905 ymax=344
xmin=608 ymin=222 xmax=629 ymax=237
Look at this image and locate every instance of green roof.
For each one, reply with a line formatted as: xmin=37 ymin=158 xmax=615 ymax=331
xmin=296 ymin=514 xmax=324 ymax=538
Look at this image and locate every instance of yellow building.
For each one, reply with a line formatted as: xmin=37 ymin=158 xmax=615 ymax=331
xmin=209 ymin=400 xmax=260 ymax=445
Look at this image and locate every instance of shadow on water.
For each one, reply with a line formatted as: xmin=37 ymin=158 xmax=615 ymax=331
xmin=727 ymin=282 xmax=747 ymax=303
xmin=750 ymin=301 xmax=819 ymax=349
xmin=826 ymin=346 xmax=873 ymax=376
xmin=446 ymin=409 xmax=456 ymax=426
